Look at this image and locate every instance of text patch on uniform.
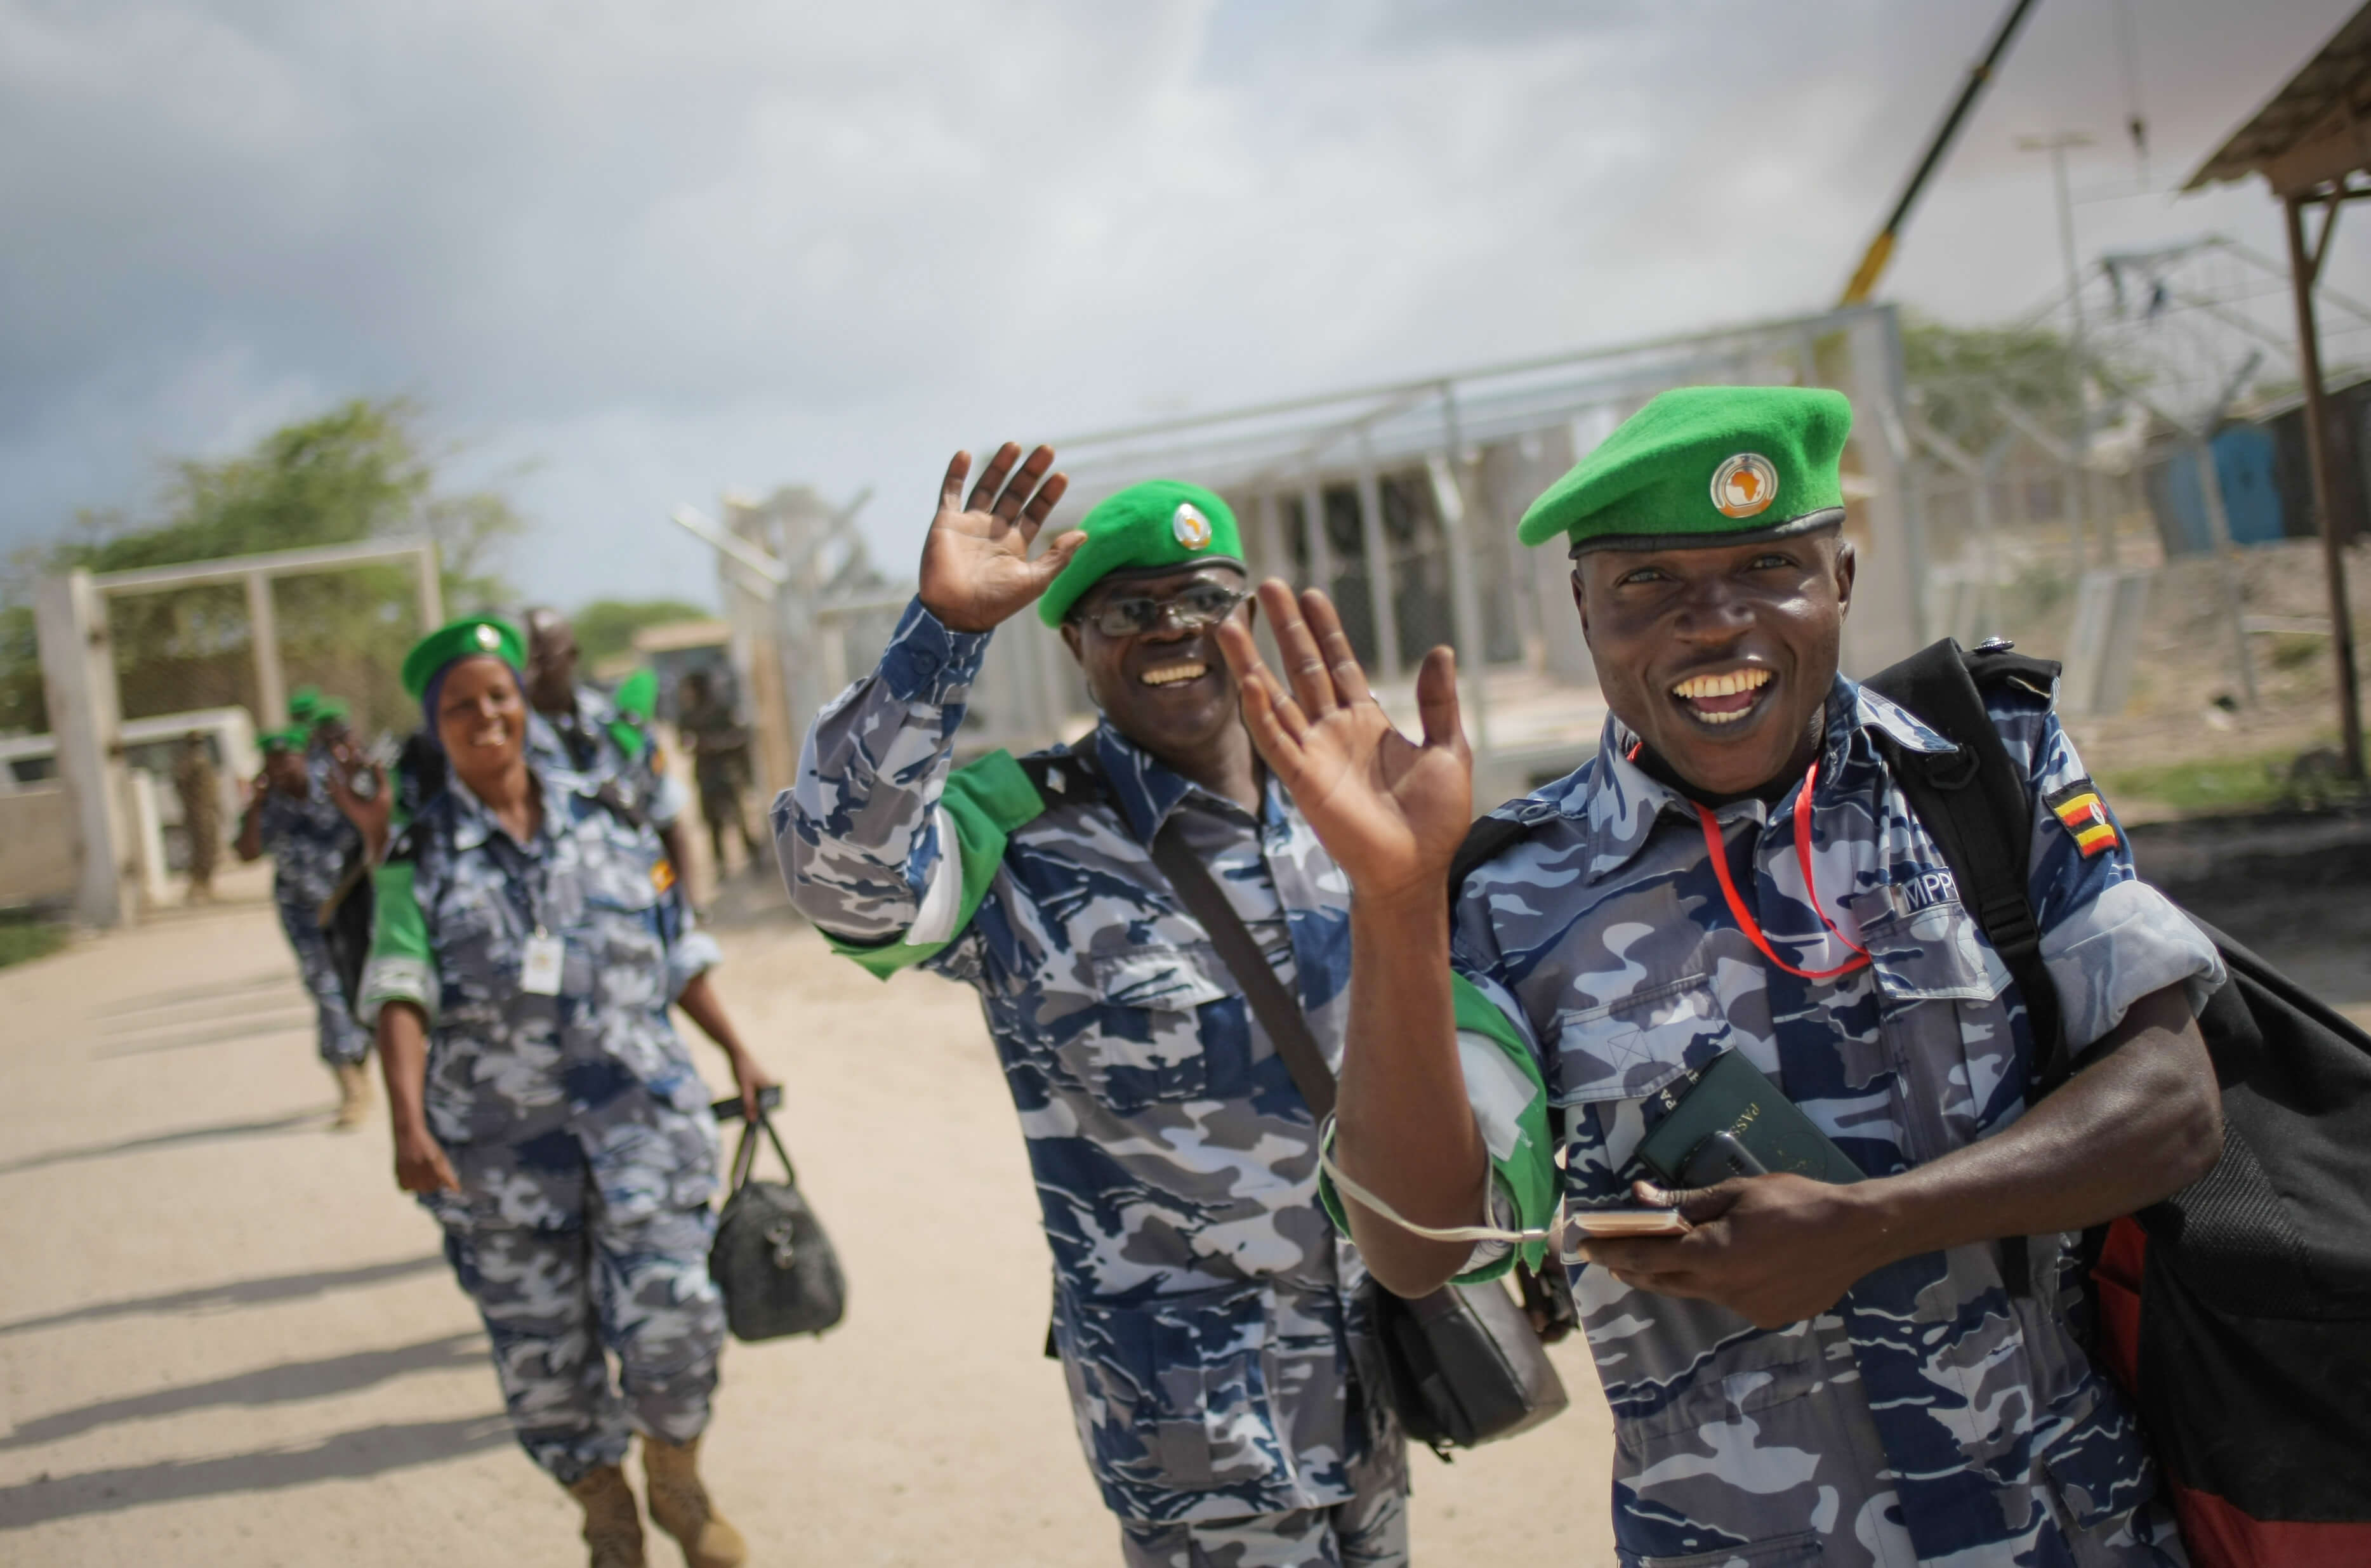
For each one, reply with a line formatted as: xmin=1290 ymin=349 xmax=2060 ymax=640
xmin=2045 ymin=779 xmax=2120 ymax=858
xmin=1889 ymin=866 xmax=1960 ymax=917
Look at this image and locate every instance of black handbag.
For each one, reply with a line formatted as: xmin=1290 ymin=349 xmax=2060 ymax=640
xmin=1146 ymin=821 xmax=1569 ymax=1457
xmin=710 ymin=1105 xmax=846 ymax=1341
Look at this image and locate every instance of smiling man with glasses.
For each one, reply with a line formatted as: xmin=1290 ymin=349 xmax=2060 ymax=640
xmin=776 ymin=445 xmax=1410 ymax=1566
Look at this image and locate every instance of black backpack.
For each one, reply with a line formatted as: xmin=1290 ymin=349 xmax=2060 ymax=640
xmin=1863 ymin=638 xmax=2371 ymax=1568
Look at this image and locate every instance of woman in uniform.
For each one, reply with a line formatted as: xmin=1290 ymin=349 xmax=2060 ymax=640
xmin=348 ymin=616 xmax=769 ymax=1568
xmin=236 ymin=723 xmax=375 ymax=1125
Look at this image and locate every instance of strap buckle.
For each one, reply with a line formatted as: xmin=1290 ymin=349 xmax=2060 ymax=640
xmin=1978 ymin=890 xmax=2041 ymax=960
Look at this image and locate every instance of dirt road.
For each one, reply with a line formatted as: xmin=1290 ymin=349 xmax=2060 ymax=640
xmin=0 ymin=889 xmax=1617 ymax=1566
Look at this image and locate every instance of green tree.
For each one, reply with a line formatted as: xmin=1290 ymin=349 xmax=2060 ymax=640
xmin=5 ymin=399 xmax=524 ymax=740
xmin=573 ymin=598 xmax=714 ymax=668
xmin=0 ymin=601 xmax=41 ymax=735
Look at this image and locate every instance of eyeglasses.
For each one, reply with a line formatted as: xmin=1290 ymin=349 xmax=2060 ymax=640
xmin=1073 ymin=581 xmax=1247 ymax=638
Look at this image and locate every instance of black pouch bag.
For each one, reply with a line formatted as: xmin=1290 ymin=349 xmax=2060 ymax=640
xmin=710 ymin=1107 xmax=846 ymax=1341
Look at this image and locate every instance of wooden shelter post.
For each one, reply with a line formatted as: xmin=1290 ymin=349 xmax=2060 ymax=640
xmin=2285 ymin=190 xmax=2367 ymax=780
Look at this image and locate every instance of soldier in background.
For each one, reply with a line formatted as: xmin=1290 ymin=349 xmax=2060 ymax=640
xmin=779 ymin=445 xmax=1408 ymax=1566
xmin=524 ymin=607 xmax=693 ymax=880
xmin=675 ymin=669 xmax=760 ymax=877
xmin=235 ymin=725 xmax=374 ymax=1127
xmin=171 ymin=730 xmax=220 ymax=902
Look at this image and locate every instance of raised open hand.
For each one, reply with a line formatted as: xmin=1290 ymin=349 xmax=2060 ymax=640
xmin=916 ymin=443 xmax=1080 ymax=633
xmin=1215 ymin=582 xmax=1472 ymax=906
xmin=329 ymin=758 xmax=392 ymax=860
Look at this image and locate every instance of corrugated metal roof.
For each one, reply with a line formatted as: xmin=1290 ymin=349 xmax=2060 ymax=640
xmin=2188 ymin=1 xmax=2371 ymax=193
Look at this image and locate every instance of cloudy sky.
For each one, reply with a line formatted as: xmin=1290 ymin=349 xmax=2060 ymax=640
xmin=4 ymin=0 xmax=2363 ymax=610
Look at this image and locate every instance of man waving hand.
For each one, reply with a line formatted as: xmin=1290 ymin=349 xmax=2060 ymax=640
xmin=1216 ymin=386 xmax=2222 ymax=1567
xmin=778 ymin=444 xmax=1409 ymax=1566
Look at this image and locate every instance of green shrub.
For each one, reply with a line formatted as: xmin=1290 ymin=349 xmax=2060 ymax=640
xmin=0 ymin=912 xmax=67 ymax=970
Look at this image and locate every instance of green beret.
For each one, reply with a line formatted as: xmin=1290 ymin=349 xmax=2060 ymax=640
xmin=1038 ymin=480 xmax=1243 ymax=628
xmin=286 ymin=685 xmax=324 ymax=724
xmin=1518 ymin=386 xmax=1853 ymax=555
xmin=613 ymin=667 xmax=658 ymax=721
xmin=401 ymin=616 xmax=526 ymax=701
xmin=259 ymin=725 xmax=306 ymax=754
xmin=307 ymin=697 xmax=350 ymax=727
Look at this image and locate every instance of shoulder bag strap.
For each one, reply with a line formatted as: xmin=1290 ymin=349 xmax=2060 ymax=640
xmin=1865 ymin=640 xmax=2071 ymax=1300
xmin=1865 ymin=639 xmax=2069 ymax=1093
xmin=1146 ymin=819 xmax=1339 ymax=1121
xmin=1015 ymin=745 xmax=1342 ymax=1117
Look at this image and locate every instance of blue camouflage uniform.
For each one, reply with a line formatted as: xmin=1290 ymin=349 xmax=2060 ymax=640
xmin=1443 ymin=673 xmax=2220 ymax=1567
xmin=256 ymin=753 xmax=370 ymax=1067
xmin=359 ymin=765 xmax=727 ymax=1485
xmin=777 ymin=600 xmax=1407 ymax=1561
xmin=531 ymin=683 xmax=686 ymax=833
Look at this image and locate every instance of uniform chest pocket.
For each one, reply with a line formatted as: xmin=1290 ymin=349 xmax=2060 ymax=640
xmin=1861 ymin=899 xmax=2004 ymax=1003
xmin=1041 ymin=944 xmax=1236 ymax=1112
xmin=1551 ymin=973 xmax=1733 ymax=1198
xmin=429 ymin=889 xmax=520 ymax=1004
xmin=573 ymin=885 xmax=669 ymax=1009
xmin=1092 ymin=945 xmax=1233 ymax=1012
xmin=1552 ymin=973 xmax=1731 ymax=1106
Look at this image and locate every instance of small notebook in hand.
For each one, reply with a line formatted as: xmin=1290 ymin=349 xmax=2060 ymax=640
xmin=1634 ymin=1049 xmax=1864 ymax=1189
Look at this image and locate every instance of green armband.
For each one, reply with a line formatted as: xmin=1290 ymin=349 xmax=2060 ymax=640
xmin=825 ymin=750 xmax=1045 ymax=980
xmin=605 ymin=717 xmax=648 ymax=760
xmin=358 ymin=852 xmax=434 ymax=1027
xmin=1317 ymin=973 xmax=1559 ymax=1281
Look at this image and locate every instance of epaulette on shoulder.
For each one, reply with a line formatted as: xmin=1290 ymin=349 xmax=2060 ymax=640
xmin=1015 ymin=748 xmax=1107 ymax=811
xmin=1446 ymin=798 xmax=1559 ymax=918
xmin=1963 ymin=640 xmax=2059 ymax=706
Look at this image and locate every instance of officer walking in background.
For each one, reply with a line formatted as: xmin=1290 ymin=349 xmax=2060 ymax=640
xmin=171 ymin=730 xmax=221 ymax=902
xmin=779 ymin=445 xmax=1408 ymax=1567
xmin=524 ymin=607 xmax=694 ymax=878
xmin=351 ymin=616 xmax=771 ymax=1568
xmin=235 ymin=724 xmax=375 ymax=1126
xmin=675 ymin=668 xmax=760 ymax=876
xmin=1217 ymin=386 xmax=2226 ymax=1566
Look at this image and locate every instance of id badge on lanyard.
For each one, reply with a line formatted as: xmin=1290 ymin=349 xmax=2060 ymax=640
xmin=518 ymin=848 xmax=565 ymax=997
xmin=520 ymin=929 xmax=565 ymax=996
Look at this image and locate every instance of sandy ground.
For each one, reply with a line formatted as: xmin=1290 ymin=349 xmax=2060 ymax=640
xmin=0 ymin=880 xmax=1618 ymax=1567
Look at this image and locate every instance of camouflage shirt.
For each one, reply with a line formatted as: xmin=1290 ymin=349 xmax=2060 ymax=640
xmin=776 ymin=599 xmax=1397 ymax=1526
xmin=530 ymin=684 xmax=684 ymax=831
xmin=359 ymin=765 xmax=720 ymax=1159
xmin=1449 ymin=675 xmax=2219 ymax=1566
xmin=256 ymin=754 xmax=362 ymax=913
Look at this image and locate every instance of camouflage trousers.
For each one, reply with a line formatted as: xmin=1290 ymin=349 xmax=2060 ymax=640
xmin=426 ymin=1085 xmax=725 ymax=1485
xmin=275 ymin=899 xmax=369 ymax=1067
xmin=1116 ymin=1440 xmax=1406 ymax=1568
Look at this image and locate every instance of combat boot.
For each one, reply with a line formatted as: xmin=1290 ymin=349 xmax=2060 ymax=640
xmin=565 ymin=1464 xmax=648 ymax=1568
xmin=331 ymin=1062 xmax=371 ymax=1130
xmin=642 ymin=1435 xmax=748 ymax=1567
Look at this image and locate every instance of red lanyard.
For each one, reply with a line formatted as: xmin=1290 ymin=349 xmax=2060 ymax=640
xmin=1693 ymin=758 xmax=1872 ymax=982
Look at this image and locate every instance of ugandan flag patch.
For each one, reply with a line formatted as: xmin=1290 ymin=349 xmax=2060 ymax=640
xmin=652 ymin=857 xmax=677 ymax=894
xmin=2045 ymin=779 xmax=2120 ymax=859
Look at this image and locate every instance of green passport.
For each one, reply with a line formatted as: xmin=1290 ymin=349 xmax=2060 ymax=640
xmin=1634 ymin=1050 xmax=1865 ymax=1188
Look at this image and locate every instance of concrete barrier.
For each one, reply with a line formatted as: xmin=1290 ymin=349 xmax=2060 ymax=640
xmin=0 ymin=785 xmax=77 ymax=909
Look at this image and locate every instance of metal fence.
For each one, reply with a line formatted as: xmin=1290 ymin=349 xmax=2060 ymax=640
xmin=1043 ymin=303 xmax=1924 ymax=800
